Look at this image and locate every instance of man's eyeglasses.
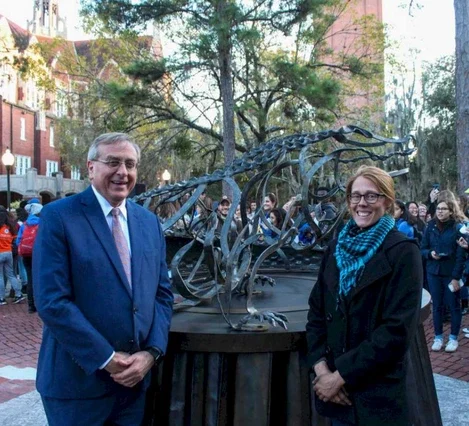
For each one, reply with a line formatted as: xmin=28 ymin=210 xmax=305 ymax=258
xmin=93 ymin=159 xmax=138 ymax=171
xmin=348 ymin=192 xmax=385 ymax=204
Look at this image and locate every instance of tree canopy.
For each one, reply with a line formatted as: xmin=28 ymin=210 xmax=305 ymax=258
xmin=80 ymin=0 xmax=385 ymax=169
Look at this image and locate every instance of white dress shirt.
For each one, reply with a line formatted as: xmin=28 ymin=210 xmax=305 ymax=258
xmin=91 ymin=185 xmax=131 ymax=254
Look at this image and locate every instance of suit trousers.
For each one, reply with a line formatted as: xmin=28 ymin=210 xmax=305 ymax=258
xmin=41 ymin=385 xmax=146 ymax=426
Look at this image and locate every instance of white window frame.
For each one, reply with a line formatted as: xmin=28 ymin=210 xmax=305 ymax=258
xmin=20 ymin=117 xmax=26 ymax=140
xmin=71 ymin=166 xmax=81 ymax=180
xmin=46 ymin=160 xmax=59 ymax=177
xmin=37 ymin=112 xmax=46 ymax=131
xmin=15 ymin=155 xmax=31 ymax=175
xmin=56 ymin=90 xmax=67 ymax=118
xmin=49 ymin=125 xmax=54 ymax=147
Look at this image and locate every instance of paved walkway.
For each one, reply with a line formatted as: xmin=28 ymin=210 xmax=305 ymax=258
xmin=1 ymin=296 xmax=469 ymax=424
xmin=0 ymin=300 xmax=41 ymax=404
xmin=424 ymin=314 xmax=469 ymax=380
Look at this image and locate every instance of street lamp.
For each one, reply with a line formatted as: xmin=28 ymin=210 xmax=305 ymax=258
xmin=2 ymin=148 xmax=14 ymax=211
xmin=162 ymin=169 xmax=171 ymax=185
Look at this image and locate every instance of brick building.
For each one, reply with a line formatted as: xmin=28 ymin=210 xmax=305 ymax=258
xmin=325 ymin=0 xmax=384 ymax=123
xmin=0 ymin=0 xmax=163 ymax=205
xmin=0 ymin=0 xmax=80 ymax=205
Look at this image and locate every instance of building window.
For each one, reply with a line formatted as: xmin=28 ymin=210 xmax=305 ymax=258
xmin=46 ymin=160 xmax=59 ymax=177
xmin=15 ymin=155 xmax=31 ymax=175
xmin=50 ymin=125 xmax=54 ymax=147
xmin=56 ymin=91 xmax=67 ymax=117
xmin=26 ymin=80 xmax=38 ymax=109
xmin=71 ymin=166 xmax=81 ymax=180
xmin=37 ymin=112 xmax=46 ymax=131
xmin=20 ymin=117 xmax=26 ymax=140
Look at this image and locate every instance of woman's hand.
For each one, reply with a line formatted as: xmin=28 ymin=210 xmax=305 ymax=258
xmin=458 ymin=237 xmax=469 ymax=250
xmin=330 ymin=388 xmax=352 ymax=406
xmin=313 ymin=370 xmax=346 ymax=403
xmin=431 ymin=251 xmax=441 ymax=260
xmin=313 ymin=360 xmax=331 ymax=376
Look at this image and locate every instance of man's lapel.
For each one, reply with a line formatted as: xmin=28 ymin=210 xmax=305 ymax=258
xmin=127 ymin=201 xmax=144 ymax=295
xmin=80 ymin=187 xmax=132 ymax=298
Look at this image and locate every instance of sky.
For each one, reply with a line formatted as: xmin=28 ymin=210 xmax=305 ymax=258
xmin=1 ymin=0 xmax=86 ymax=40
xmin=0 ymin=0 xmax=456 ymax=59
xmin=383 ymin=0 xmax=455 ymax=63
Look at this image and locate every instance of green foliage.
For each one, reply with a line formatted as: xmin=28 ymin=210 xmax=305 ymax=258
xmin=410 ymin=55 xmax=456 ymax=198
xmin=172 ymin=135 xmax=194 ymax=159
xmin=124 ymin=59 xmax=167 ymax=84
xmin=422 ymin=56 xmax=455 ymax=127
xmin=80 ymin=0 xmax=383 ymax=152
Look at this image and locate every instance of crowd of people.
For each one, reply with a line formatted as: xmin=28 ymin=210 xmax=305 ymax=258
xmin=154 ymin=178 xmax=469 ymax=355
xmin=0 ymin=129 xmax=462 ymax=425
xmin=0 ymin=198 xmax=42 ymax=312
xmin=156 ymin=179 xmax=469 ymax=360
xmin=157 ymin=186 xmax=339 ymax=246
xmin=388 ymin=186 xmax=469 ymax=352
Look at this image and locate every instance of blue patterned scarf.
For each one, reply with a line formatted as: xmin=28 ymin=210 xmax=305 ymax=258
xmin=335 ymin=215 xmax=395 ymax=296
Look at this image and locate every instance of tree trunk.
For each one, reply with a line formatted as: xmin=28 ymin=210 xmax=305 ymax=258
xmin=454 ymin=0 xmax=469 ymax=192
xmin=216 ymin=0 xmax=236 ymax=197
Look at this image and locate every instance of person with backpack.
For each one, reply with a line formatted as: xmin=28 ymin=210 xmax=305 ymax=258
xmin=17 ymin=201 xmax=42 ymax=313
xmin=0 ymin=206 xmax=25 ymax=305
xmin=15 ymin=200 xmax=29 ymax=294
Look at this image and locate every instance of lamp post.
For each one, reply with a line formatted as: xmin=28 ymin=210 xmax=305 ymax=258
xmin=2 ymin=148 xmax=14 ymax=211
xmin=162 ymin=169 xmax=171 ymax=186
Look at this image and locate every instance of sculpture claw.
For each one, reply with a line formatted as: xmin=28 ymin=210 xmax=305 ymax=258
xmin=255 ymin=275 xmax=276 ymax=287
xmin=237 ymin=273 xmax=276 ymax=294
xmin=236 ymin=310 xmax=288 ymax=331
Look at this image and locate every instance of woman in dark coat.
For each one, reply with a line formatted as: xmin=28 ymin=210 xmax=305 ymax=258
xmin=306 ymin=166 xmax=423 ymax=426
xmin=421 ymin=198 xmax=466 ymax=352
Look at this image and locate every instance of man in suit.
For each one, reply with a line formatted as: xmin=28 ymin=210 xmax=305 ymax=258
xmin=33 ymin=133 xmax=173 ymax=426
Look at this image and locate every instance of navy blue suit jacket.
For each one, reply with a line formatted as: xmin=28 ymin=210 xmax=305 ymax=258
xmin=33 ymin=187 xmax=173 ymax=398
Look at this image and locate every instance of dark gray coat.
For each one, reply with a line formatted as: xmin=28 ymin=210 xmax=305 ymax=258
xmin=306 ymin=229 xmax=423 ymax=426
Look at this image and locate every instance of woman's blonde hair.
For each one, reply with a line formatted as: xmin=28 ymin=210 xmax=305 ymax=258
xmin=345 ymin=166 xmax=395 ymax=216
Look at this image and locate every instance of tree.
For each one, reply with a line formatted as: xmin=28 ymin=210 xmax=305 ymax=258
xmin=411 ymin=56 xmax=456 ymax=198
xmin=454 ymin=0 xmax=469 ymax=192
xmin=385 ymin=52 xmax=422 ymax=139
xmin=81 ymin=0 xmax=385 ymax=169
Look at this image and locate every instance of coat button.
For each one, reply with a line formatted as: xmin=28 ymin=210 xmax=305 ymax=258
xmin=325 ymin=346 xmax=331 ymax=354
xmin=133 ymin=307 xmax=139 ymax=314
xmin=129 ymin=339 xmax=135 ymax=345
xmin=326 ymin=313 xmax=333 ymax=322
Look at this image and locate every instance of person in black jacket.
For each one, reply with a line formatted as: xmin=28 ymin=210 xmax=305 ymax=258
xmin=306 ymin=166 xmax=422 ymax=426
xmin=421 ymin=199 xmax=467 ymax=352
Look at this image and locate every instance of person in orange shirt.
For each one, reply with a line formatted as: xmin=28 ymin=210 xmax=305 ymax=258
xmin=0 ymin=206 xmax=25 ymax=305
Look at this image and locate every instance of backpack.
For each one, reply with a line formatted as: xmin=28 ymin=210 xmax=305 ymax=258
xmin=18 ymin=223 xmax=39 ymax=257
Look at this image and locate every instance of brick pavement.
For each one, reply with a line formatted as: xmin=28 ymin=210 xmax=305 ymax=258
xmin=0 ymin=298 xmax=41 ymax=404
xmin=424 ymin=312 xmax=469 ymax=381
xmin=0 ymin=295 xmax=468 ymax=406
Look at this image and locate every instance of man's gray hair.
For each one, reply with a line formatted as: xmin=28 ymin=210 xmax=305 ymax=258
xmin=87 ymin=133 xmax=141 ymax=162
